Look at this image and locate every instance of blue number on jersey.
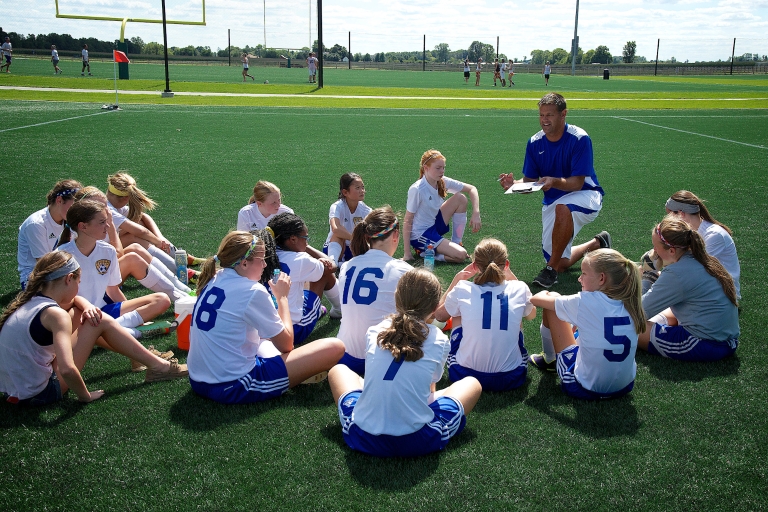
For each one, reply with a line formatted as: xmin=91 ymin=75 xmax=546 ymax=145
xmin=480 ymin=291 xmax=510 ymax=331
xmin=383 ymin=355 xmax=405 ymax=381
xmin=342 ymin=266 xmax=384 ymax=306
xmin=192 ymin=286 xmax=226 ymax=332
xmin=603 ymin=316 xmax=632 ymax=362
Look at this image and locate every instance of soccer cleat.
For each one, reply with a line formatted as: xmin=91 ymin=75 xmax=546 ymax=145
xmin=594 ymin=231 xmax=612 ymax=249
xmin=532 ymin=266 xmax=558 ymax=288
xmin=301 ymin=371 xmax=328 ymax=384
xmin=136 ymin=320 xmax=178 ymax=338
xmin=529 ymin=353 xmax=556 ymax=372
xmin=189 ymin=255 xmax=206 ymax=266
xmin=329 ymin=307 xmax=342 ymax=319
xmin=187 ymin=269 xmax=199 ymax=286
xmin=144 ymin=358 xmax=189 ymax=383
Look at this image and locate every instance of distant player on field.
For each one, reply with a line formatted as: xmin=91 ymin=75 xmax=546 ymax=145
xmin=81 ymin=44 xmax=92 ymax=76
xmin=1 ymin=37 xmax=13 ymax=73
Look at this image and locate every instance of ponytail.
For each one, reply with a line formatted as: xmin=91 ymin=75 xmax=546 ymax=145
xmin=197 ymin=231 xmax=268 ymax=291
xmin=107 ymin=172 xmax=157 ymax=223
xmin=587 ymin=249 xmax=647 ymax=334
xmin=350 ymin=206 xmax=399 ymax=257
xmin=472 ymin=238 xmax=508 ymax=286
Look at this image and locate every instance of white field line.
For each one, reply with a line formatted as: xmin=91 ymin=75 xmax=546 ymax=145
xmin=612 ymin=116 xmax=767 ymax=149
xmin=1 ymin=86 xmax=767 ymax=102
xmin=0 ymin=111 xmax=113 ymax=133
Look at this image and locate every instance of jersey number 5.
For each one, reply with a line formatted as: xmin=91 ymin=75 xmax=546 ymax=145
xmin=192 ymin=286 xmax=226 ymax=332
xmin=603 ymin=316 xmax=632 ymax=362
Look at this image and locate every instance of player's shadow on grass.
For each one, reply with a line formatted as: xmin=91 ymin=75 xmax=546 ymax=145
xmin=636 ymin=351 xmax=740 ymax=382
xmin=466 ymin=380 xmax=531 ymax=413
xmin=319 ymin=423 xmax=477 ymax=490
xmin=524 ymin=374 xmax=640 ymax=438
xmin=0 ymin=398 xmax=86 ymax=429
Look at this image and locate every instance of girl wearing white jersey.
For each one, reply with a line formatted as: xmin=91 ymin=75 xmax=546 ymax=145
xmin=0 ymin=252 xmax=187 ymax=406
xmin=237 ymin=180 xmax=294 ymax=233
xmin=324 ymin=173 xmax=371 ymax=266
xmin=241 ymin=53 xmax=255 ymax=81
xmin=17 ymin=179 xmax=81 ymax=288
xmin=187 ymin=231 xmax=344 ymax=404
xmin=639 ymin=216 xmax=739 ymax=362
xmin=435 ymin=238 xmax=536 ymax=392
xmin=530 ymin=248 xmax=646 ymax=400
xmin=106 ymin=172 xmax=204 ymax=276
xmin=51 ymin=45 xmax=61 ymax=74
xmin=329 ymin=268 xmax=482 ymax=457
xmin=268 ymin=212 xmax=343 ymax=344
xmin=337 ymin=206 xmax=412 ymax=375
xmin=57 ymin=200 xmax=171 ymax=339
xmin=403 ymin=149 xmax=481 ymax=263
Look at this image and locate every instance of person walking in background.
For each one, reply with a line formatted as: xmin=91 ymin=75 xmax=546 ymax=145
xmin=500 ymin=59 xmax=507 ymax=87
xmin=51 ymin=45 xmax=62 ymax=74
xmin=463 ymin=58 xmax=470 ymax=84
xmin=307 ymin=52 xmax=318 ymax=83
xmin=1 ymin=37 xmax=12 ymax=73
xmin=81 ymin=44 xmax=92 ymax=76
xmin=508 ymin=60 xmax=515 ymax=86
xmin=241 ymin=53 xmax=255 ymax=81
xmin=475 ymin=57 xmax=483 ymax=86
xmin=543 ymin=61 xmax=551 ymax=86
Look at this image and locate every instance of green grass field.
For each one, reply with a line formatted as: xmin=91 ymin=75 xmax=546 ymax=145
xmin=0 ymin=62 xmax=767 ymax=511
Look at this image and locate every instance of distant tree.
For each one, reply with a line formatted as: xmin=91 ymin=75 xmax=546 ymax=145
xmin=552 ymin=47 xmax=569 ymax=64
xmin=468 ymin=40 xmax=494 ymax=62
xmin=196 ymin=46 xmax=212 ymax=57
xmin=622 ymin=41 xmax=636 ymax=63
xmin=581 ymin=49 xmax=595 ymax=64
xmin=144 ymin=42 xmax=164 ymax=55
xmin=530 ymin=49 xmax=552 ymax=65
xmin=363 ymin=53 xmax=371 ymax=62
xmin=434 ymin=43 xmax=450 ymax=63
xmin=329 ymin=43 xmax=348 ymax=59
xmin=175 ymin=45 xmax=196 ymax=56
xmin=129 ymin=36 xmax=145 ymax=53
xmin=591 ymin=45 xmax=612 ymax=64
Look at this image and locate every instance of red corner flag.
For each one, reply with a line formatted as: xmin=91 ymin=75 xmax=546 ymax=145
xmin=113 ymin=50 xmax=130 ymax=63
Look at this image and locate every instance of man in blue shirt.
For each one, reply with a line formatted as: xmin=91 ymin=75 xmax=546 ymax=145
xmin=499 ymin=93 xmax=611 ymax=289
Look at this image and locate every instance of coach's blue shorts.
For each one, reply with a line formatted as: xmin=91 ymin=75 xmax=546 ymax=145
xmin=557 ymin=345 xmax=634 ymax=400
xmin=648 ymin=323 xmax=738 ymax=362
xmin=189 ymin=355 xmax=290 ymax=404
xmin=101 ymin=293 xmax=122 ymax=319
xmin=293 ymin=290 xmax=324 ymax=345
xmin=322 ymin=242 xmax=353 ymax=263
xmin=447 ymin=328 xmax=529 ymax=392
xmin=338 ymin=390 xmax=466 ymax=457
xmin=410 ymin=211 xmax=449 ymax=255
xmin=338 ymin=352 xmax=365 ymax=376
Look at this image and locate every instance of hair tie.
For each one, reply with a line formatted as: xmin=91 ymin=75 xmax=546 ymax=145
xmin=108 ymin=184 xmax=130 ymax=197
xmin=265 ymin=226 xmax=275 ymax=239
xmin=213 ymin=255 xmax=219 ymax=263
xmin=63 ymin=222 xmax=70 ymax=230
xmin=370 ymin=219 xmax=399 ymax=239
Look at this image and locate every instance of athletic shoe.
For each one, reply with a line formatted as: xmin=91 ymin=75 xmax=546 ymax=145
xmin=190 ymin=256 xmax=206 ymax=266
xmin=301 ymin=371 xmax=328 ymax=384
xmin=594 ymin=231 xmax=612 ymax=249
xmin=136 ymin=320 xmax=178 ymax=338
xmin=144 ymin=358 xmax=189 ymax=383
xmin=188 ymin=269 xmax=199 ymax=286
xmin=529 ymin=353 xmax=556 ymax=372
xmin=81 ymin=73 xmax=84 ymax=76
xmin=329 ymin=307 xmax=342 ymax=319
xmin=532 ymin=266 xmax=558 ymax=288
xmin=642 ymin=270 xmax=660 ymax=285
xmin=88 ymin=73 xmax=92 ymax=76
xmin=319 ymin=305 xmax=328 ymax=319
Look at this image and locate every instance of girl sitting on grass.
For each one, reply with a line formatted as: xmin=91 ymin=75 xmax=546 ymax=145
xmin=268 ymin=212 xmax=343 ymax=342
xmin=435 ymin=238 xmax=537 ymax=392
xmin=639 ymin=215 xmax=739 ymax=362
xmin=530 ymin=248 xmax=645 ymax=400
xmin=323 ymin=172 xmax=371 ymax=267
xmin=187 ymin=231 xmax=344 ymax=404
xmin=0 ymin=252 xmax=187 ymax=406
xmin=328 ymin=268 xmax=482 ymax=458
xmin=237 ymin=180 xmax=294 ymax=233
xmin=403 ymin=149 xmax=481 ymax=264
xmin=336 ymin=206 xmax=412 ymax=375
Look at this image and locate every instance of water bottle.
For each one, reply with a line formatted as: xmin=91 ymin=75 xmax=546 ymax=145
xmin=423 ymin=244 xmax=435 ymax=272
xmin=272 ymin=268 xmax=280 ymax=284
xmin=175 ymin=249 xmax=188 ymax=285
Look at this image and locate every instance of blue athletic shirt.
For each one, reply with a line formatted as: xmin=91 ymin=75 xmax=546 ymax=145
xmin=522 ymin=124 xmax=604 ymax=205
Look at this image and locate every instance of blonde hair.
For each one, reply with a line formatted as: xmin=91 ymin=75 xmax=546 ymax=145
xmin=419 ymin=149 xmax=447 ymax=198
xmin=350 ymin=206 xmax=399 ymax=257
xmin=655 ymin=215 xmax=738 ymax=306
xmin=248 ymin=180 xmax=281 ymax=205
xmin=584 ymin=249 xmax=647 ymax=334
xmin=472 ymin=238 xmax=508 ymax=286
xmin=377 ymin=268 xmax=441 ymax=362
xmin=197 ymin=231 xmax=266 ymax=291
xmin=107 ymin=172 xmax=157 ymax=223
xmin=74 ymin=186 xmax=107 ymax=203
xmin=669 ymin=190 xmax=732 ymax=235
xmin=0 ymin=252 xmax=80 ymax=330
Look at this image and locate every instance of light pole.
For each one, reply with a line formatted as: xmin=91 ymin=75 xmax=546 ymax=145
xmin=161 ymin=0 xmax=173 ymax=97
xmin=570 ymin=0 xmax=579 ymax=76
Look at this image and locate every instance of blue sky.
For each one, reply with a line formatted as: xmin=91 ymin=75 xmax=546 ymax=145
xmin=2 ymin=0 xmax=767 ymax=61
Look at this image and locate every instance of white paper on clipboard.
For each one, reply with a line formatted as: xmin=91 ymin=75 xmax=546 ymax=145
xmin=505 ymin=182 xmax=544 ymax=194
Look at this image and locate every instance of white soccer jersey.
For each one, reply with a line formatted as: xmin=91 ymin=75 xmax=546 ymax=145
xmin=237 ymin=203 xmax=294 ymax=232
xmin=699 ymin=220 xmax=741 ymax=298
xmin=500 ymin=62 xmax=507 ymax=74
xmin=352 ymin=319 xmax=450 ymax=436
xmin=443 ymin=280 xmax=533 ymax=373
xmin=324 ymin=199 xmax=372 ymax=247
xmin=107 ymin=201 xmax=129 ymax=230
xmin=1 ymin=42 xmax=11 ymax=57
xmin=81 ymin=49 xmax=89 ymax=61
xmin=337 ymin=250 xmax=412 ymax=359
xmin=188 ymin=268 xmax=285 ymax=384
xmin=58 ymin=240 xmax=122 ymax=308
xmin=275 ymin=249 xmax=325 ymax=324
xmin=17 ymin=207 xmax=66 ymax=284
xmin=554 ymin=291 xmax=637 ymax=394
xmin=406 ymin=176 xmax=464 ymax=240
xmin=0 ymin=296 xmax=58 ymax=400
xmin=51 ymin=49 xmax=59 ymax=60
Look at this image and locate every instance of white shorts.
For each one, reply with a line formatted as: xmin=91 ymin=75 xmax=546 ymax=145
xmin=541 ymin=190 xmax=603 ymax=261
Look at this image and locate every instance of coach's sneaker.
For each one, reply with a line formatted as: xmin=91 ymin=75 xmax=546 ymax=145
xmin=144 ymin=358 xmax=188 ymax=383
xmin=533 ymin=266 xmax=558 ymax=288
xmin=529 ymin=353 xmax=556 ymax=373
xmin=594 ymin=231 xmax=612 ymax=249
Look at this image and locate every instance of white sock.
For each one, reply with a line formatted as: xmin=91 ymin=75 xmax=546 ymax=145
xmin=435 ymin=253 xmax=446 ymax=262
xmin=451 ymin=213 xmax=467 ymax=244
xmin=540 ymin=324 xmax=556 ymax=363
xmin=148 ymin=245 xmax=176 ymax=273
xmin=327 ymin=242 xmax=342 ymax=265
xmin=324 ymin=282 xmax=341 ymax=310
xmin=139 ymin=264 xmax=186 ymax=301
xmin=151 ymin=258 xmax=191 ymax=293
xmin=117 ymin=310 xmax=145 ymax=329
xmin=127 ymin=327 xmax=142 ymax=339
xmin=649 ymin=313 xmax=669 ymax=326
